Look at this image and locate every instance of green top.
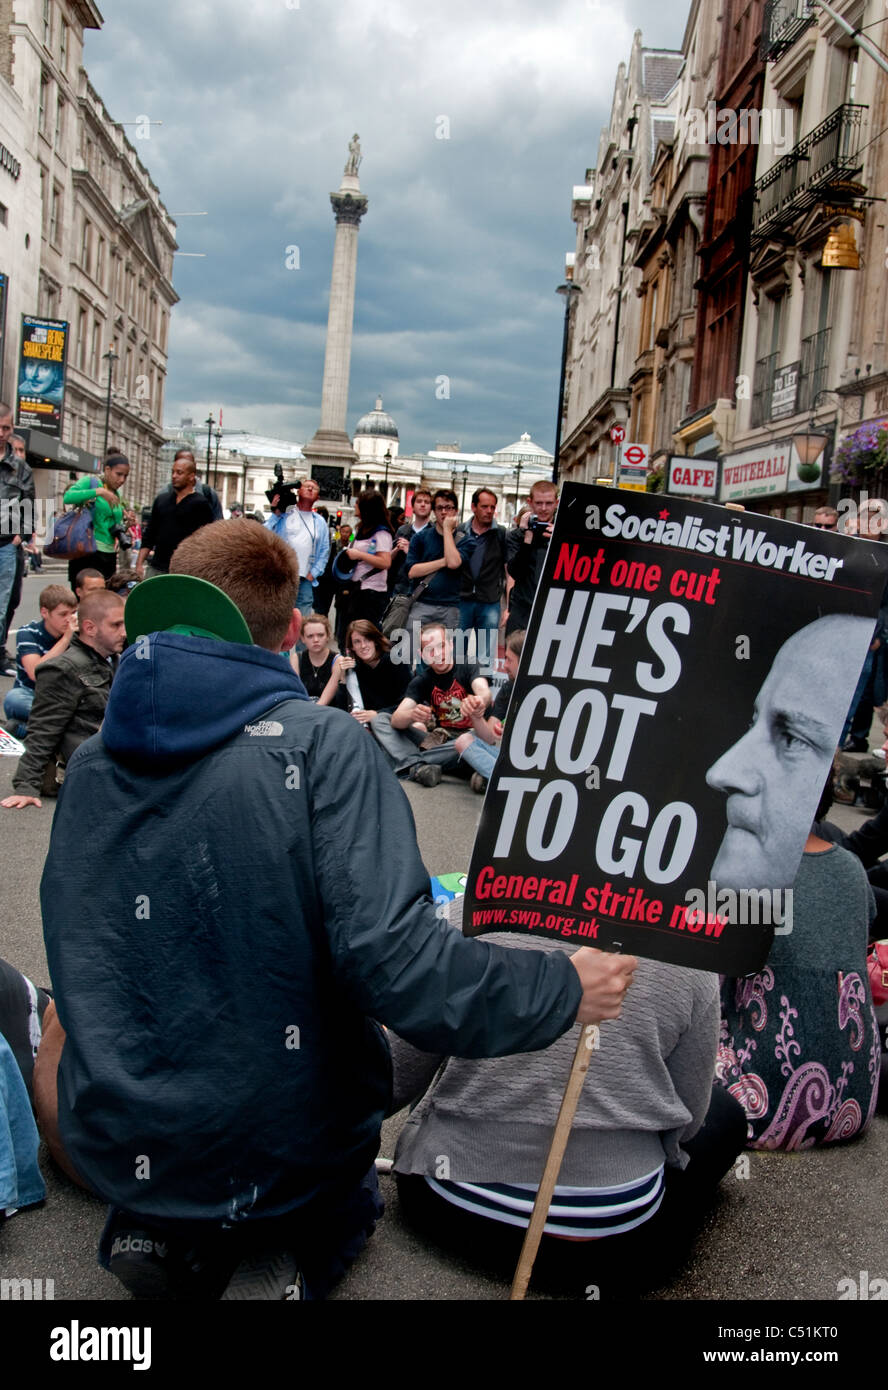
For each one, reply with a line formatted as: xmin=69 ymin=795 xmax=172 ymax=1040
xmin=63 ymin=476 xmax=124 ymax=553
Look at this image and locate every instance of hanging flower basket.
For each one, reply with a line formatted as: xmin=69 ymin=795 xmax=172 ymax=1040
xmin=830 ymin=420 xmax=888 ymax=486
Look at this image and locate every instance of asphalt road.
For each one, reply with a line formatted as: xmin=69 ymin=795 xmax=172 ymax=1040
xmin=0 ymin=611 xmax=886 ymax=1304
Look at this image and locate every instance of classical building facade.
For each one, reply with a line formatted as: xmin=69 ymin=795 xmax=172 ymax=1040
xmin=558 ymin=31 xmax=683 ymax=484
xmin=630 ymin=0 xmax=721 ymax=476
xmin=0 ymin=0 xmax=177 ymax=511
xmin=726 ymin=0 xmax=886 ymax=519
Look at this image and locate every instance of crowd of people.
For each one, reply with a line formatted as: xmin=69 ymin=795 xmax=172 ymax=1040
xmin=0 ymin=431 xmax=886 ymax=1300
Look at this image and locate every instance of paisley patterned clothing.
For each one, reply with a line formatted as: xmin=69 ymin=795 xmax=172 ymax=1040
xmin=717 ymin=846 xmax=879 ymax=1150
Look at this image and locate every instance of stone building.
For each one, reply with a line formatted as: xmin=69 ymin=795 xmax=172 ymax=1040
xmin=681 ymin=0 xmax=766 ymax=467
xmin=726 ymin=0 xmax=885 ymax=519
xmin=558 ymin=31 xmax=683 ymax=485
xmin=629 ymin=0 xmax=721 ymax=478
xmin=0 ymin=0 xmax=177 ymax=512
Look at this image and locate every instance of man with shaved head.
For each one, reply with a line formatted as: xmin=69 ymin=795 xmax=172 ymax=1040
xmin=706 ymin=615 xmax=876 ymax=891
xmin=2 ymin=589 xmax=126 ymax=809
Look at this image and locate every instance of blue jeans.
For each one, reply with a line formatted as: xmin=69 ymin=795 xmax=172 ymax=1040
xmin=459 ymin=736 xmax=498 ymax=780
xmin=458 ymin=600 xmax=501 ymax=674
xmin=3 ymin=684 xmax=33 ymax=738
xmin=0 ymin=1033 xmax=46 ymax=1212
xmin=0 ymin=543 xmax=18 ymax=645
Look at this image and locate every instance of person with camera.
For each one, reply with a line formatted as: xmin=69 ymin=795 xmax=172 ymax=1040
xmin=61 ymin=455 xmax=131 ymax=588
xmin=137 ymin=453 xmax=215 ymax=579
xmin=504 ymin=480 xmax=558 ymax=635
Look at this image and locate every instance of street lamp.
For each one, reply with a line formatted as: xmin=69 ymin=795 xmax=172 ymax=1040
xmin=553 ymin=281 xmax=582 ymax=486
xmin=213 ymin=426 xmax=222 ymax=495
xmin=205 ymin=413 xmax=214 ymax=480
xmin=791 ymin=389 xmax=841 ymax=481
xmin=460 ymin=465 xmax=469 ymax=519
xmin=383 ymin=448 xmax=392 ymax=500
xmin=102 ymin=345 xmax=118 ymax=457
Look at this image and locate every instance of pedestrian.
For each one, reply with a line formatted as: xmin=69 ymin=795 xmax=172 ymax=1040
xmin=264 ymin=476 xmax=330 ymax=618
xmin=446 ymin=487 xmax=506 ymax=676
xmin=160 ymin=449 xmax=224 ymax=521
xmin=505 ymin=480 xmax=558 ymax=634
xmin=36 ymin=519 xmax=637 ymax=1299
xmin=404 ymin=489 xmax=463 ymax=657
xmin=339 ymin=489 xmax=394 ymax=630
xmin=63 ymin=454 xmax=132 ymax=588
xmin=0 ymin=403 xmax=35 ymax=677
xmin=137 ymin=453 xmax=215 ymax=579
xmin=389 ymin=487 xmax=432 ymax=596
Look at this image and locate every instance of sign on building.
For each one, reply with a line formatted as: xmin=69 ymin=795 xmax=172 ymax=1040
xmin=16 ymin=316 xmax=69 ymax=438
xmin=770 ymin=361 xmax=800 ymax=420
xmin=667 ymin=457 xmax=718 ymax=497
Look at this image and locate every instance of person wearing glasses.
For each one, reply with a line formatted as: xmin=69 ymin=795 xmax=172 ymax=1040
xmin=404 ymin=488 xmax=463 ymax=659
xmin=813 ymin=507 xmax=838 ymax=531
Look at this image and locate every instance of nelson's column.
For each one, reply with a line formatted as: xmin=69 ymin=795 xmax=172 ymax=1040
xmin=301 ymin=135 xmax=368 ymax=489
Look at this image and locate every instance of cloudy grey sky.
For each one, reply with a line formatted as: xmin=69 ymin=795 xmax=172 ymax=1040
xmin=85 ymin=0 xmax=681 ymax=456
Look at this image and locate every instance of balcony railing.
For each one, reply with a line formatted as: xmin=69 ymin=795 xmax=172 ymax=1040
xmin=760 ymin=1 xmax=816 ymax=62
xmin=752 ymin=104 xmax=866 ymax=237
xmin=797 ymin=327 xmax=831 ymax=414
xmin=751 ymin=352 xmax=777 ymax=429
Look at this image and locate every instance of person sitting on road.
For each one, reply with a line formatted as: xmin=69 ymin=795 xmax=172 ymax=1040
xmin=717 ymin=773 xmax=881 ymax=1147
xmin=453 ymin=628 xmax=524 ymax=793
xmin=0 ymin=958 xmax=53 ymax=1219
xmin=335 ymin=619 xmax=411 ymax=731
xmin=2 ymin=584 xmax=77 ymax=739
xmin=390 ymin=898 xmax=746 ymax=1299
xmin=297 ymin=612 xmax=346 ymax=707
xmin=370 ymin=622 xmax=490 ymax=788
xmin=73 ymin=568 xmax=107 ymax=603
xmin=1 ymin=590 xmax=126 ymax=810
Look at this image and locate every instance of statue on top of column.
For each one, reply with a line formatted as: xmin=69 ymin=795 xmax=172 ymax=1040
xmin=345 ymin=134 xmax=362 ymax=177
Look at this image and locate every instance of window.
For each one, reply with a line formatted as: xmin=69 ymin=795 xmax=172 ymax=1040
xmin=43 ymin=0 xmax=51 ymax=48
xmin=49 ymin=184 xmax=61 ymax=245
xmin=77 ymin=307 xmax=87 ymax=371
xmin=648 ymin=281 xmax=659 ymax=352
xmin=80 ymin=218 xmax=91 ymax=274
xmin=96 ymin=236 xmax=105 ymax=288
xmin=60 ymin=20 xmax=68 ymax=72
xmin=55 ymin=95 xmax=64 ymax=146
xmin=38 ymin=71 xmax=50 ymax=137
xmin=0 ymin=202 xmax=7 ymax=227
xmin=90 ymin=320 xmax=101 ymax=378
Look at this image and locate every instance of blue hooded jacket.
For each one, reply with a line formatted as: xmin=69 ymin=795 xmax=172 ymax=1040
xmin=42 ymin=634 xmax=581 ymax=1222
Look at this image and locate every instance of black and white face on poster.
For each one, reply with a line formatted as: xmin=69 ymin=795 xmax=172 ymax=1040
xmin=464 ymin=484 xmax=888 ymax=974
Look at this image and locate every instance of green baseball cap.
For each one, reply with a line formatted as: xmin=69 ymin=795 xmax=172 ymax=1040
xmin=125 ymin=574 xmax=253 ymax=646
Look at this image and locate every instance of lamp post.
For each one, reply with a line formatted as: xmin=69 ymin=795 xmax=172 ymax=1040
xmin=213 ymin=426 xmax=222 ymax=496
xmin=204 ymin=413 xmax=214 ymax=482
xmin=460 ymin=465 xmax=469 ymax=520
xmin=102 ymin=345 xmax=118 ymax=457
xmin=383 ymin=448 xmax=392 ymax=500
xmin=553 ymin=281 xmax=582 ymax=486
xmin=513 ymin=462 xmax=523 ymax=524
xmin=791 ymin=389 xmax=841 ymax=489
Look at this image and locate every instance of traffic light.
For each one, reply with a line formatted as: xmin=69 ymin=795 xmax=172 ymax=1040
xmin=336 ymin=510 xmax=342 ymax=525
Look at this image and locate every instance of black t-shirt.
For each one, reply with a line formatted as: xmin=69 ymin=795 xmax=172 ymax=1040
xmin=356 ymin=653 xmax=411 ymax=713
xmin=491 ymin=678 xmax=513 ymax=723
xmin=0 ymin=957 xmax=51 ymax=1100
xmin=143 ymin=489 xmax=215 ymax=572
xmin=406 ymin=661 xmax=480 ymax=731
xmin=299 ymin=649 xmax=338 ymax=700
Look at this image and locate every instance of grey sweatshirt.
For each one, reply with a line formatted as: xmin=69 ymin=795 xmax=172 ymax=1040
xmin=391 ymin=928 xmax=720 ymax=1188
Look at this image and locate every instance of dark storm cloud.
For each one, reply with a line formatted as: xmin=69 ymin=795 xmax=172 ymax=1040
xmin=84 ymin=0 xmax=689 ymax=454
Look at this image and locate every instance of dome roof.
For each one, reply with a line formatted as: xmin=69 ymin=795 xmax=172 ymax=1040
xmin=492 ymin=432 xmax=554 ymax=463
xmin=354 ymin=396 xmax=399 ymax=441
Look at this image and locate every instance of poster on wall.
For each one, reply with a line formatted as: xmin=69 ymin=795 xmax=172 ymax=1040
xmin=16 ymin=315 xmax=69 ymax=437
xmin=463 ymin=483 xmax=888 ymax=975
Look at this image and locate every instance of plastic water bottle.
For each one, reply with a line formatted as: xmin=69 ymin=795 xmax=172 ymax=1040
xmin=345 ymin=669 xmax=364 ymax=710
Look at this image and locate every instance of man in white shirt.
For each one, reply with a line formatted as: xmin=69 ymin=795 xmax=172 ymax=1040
xmin=265 ymin=477 xmax=330 ymax=616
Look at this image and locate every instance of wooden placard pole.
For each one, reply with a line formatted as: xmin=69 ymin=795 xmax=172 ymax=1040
xmin=510 ymin=1022 xmax=598 ymax=1301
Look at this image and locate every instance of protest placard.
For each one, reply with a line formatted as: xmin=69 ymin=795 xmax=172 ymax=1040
xmin=464 ymin=483 xmax=888 ymax=977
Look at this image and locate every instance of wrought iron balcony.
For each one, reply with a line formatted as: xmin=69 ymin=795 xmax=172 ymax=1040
xmin=760 ymin=1 xmax=816 ymax=62
xmin=797 ymin=328 xmax=831 ymax=414
xmin=752 ymin=104 xmax=866 ymax=238
xmin=751 ymin=353 xmax=777 ymax=429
